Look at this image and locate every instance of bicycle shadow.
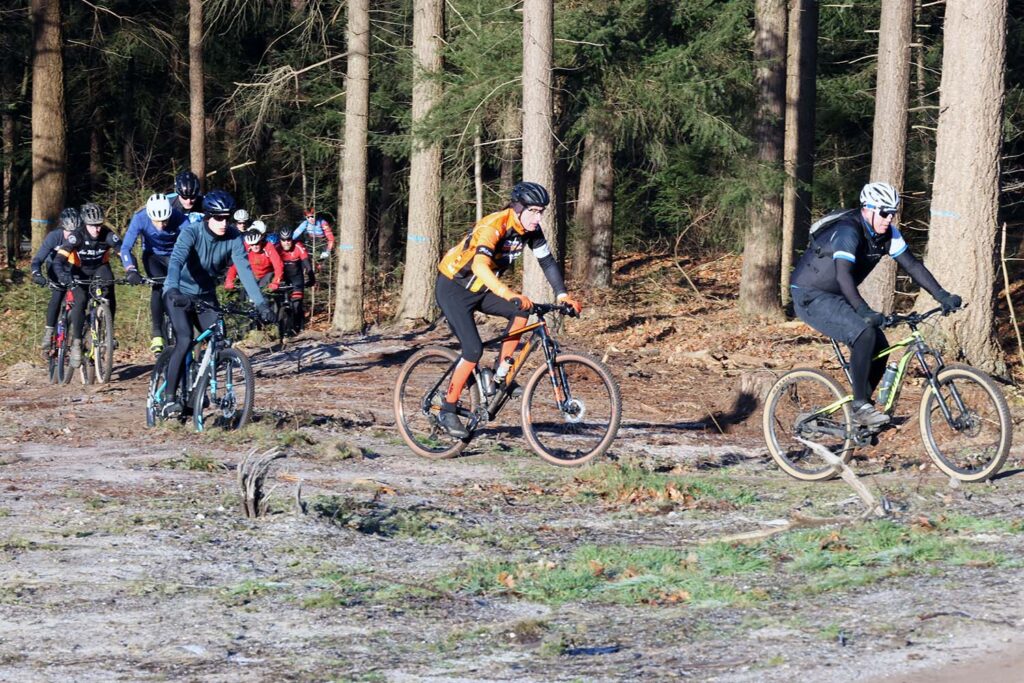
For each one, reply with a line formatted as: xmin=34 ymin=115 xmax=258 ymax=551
xmin=991 ymin=468 xmax=1024 ymax=481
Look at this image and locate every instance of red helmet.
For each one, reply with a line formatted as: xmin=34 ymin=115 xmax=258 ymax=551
xmin=304 ymin=208 xmax=315 ymax=218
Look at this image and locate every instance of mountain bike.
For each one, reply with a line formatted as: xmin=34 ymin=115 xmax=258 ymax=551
xmin=763 ymin=307 xmax=1011 ymax=482
xmin=394 ymin=302 xmax=622 ymax=467
xmin=146 ymin=298 xmax=258 ymax=432
xmin=265 ymin=284 xmax=298 ymax=346
xmin=43 ymin=282 xmax=74 ymax=385
xmin=76 ymin=276 xmax=119 ymax=385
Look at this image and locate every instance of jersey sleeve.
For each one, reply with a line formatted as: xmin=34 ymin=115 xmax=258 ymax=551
xmin=164 ymin=224 xmax=197 ymax=292
xmin=828 ymin=225 xmax=860 ymax=264
xmin=230 ymin=238 xmax=266 ymax=307
xmin=887 ymin=227 xmax=908 ymax=259
xmin=120 ymin=211 xmax=145 ymax=270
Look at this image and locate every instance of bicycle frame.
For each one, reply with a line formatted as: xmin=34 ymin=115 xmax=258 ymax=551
xmin=426 ymin=304 xmax=569 ymax=432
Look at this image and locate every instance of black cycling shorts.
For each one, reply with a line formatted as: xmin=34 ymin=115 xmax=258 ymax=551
xmin=435 ymin=274 xmax=521 ymax=364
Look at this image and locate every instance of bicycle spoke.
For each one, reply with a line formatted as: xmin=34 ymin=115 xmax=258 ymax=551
xmin=395 ymin=348 xmax=474 ymax=459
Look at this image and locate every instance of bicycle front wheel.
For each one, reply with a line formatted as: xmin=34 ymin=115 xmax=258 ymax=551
xmin=393 ymin=347 xmax=478 ymax=459
xmin=919 ymin=364 xmax=1011 ymax=482
xmin=146 ymin=348 xmax=173 ymax=427
xmin=521 ymin=353 xmax=622 ymax=467
xmin=763 ymin=369 xmax=853 ymax=481
xmin=93 ymin=304 xmax=114 ymax=383
xmin=57 ymin=322 xmax=74 ymax=385
xmin=193 ymin=348 xmax=255 ymax=431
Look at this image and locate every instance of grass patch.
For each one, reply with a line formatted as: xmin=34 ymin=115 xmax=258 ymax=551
xmin=157 ymin=451 xmax=228 ymax=472
xmin=572 ymin=462 xmax=759 ymax=511
xmin=221 ymin=579 xmax=285 ymax=605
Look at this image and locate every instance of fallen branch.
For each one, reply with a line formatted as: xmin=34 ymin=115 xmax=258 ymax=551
xmin=797 ymin=437 xmax=888 ymax=518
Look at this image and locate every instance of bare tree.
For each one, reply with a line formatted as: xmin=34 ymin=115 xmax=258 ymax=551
xmin=918 ymin=0 xmax=1007 ymax=373
xmin=587 ymin=130 xmax=613 ymax=288
xmin=189 ymin=0 xmax=205 ymax=181
xmin=572 ymin=132 xmax=596 ymax=284
xmin=738 ymin=0 xmax=786 ymax=320
xmin=520 ymin=0 xmax=556 ymax=302
xmin=333 ymin=0 xmax=370 ymax=332
xmin=780 ymin=0 xmax=818 ymax=303
xmin=396 ymin=0 xmax=443 ymax=326
xmin=29 ymin=0 xmax=66 ymax=252
xmin=377 ymin=152 xmax=397 ymax=274
xmin=859 ymin=0 xmax=913 ymax=313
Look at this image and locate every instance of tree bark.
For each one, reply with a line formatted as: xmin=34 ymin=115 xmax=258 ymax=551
xmin=499 ymin=100 xmax=518 ymax=199
xmin=588 ymin=131 xmax=613 ymax=288
xmin=918 ymin=0 xmax=1006 ymax=374
xmin=334 ymin=0 xmax=371 ymax=332
xmin=739 ymin=0 xmax=787 ymax=320
xmin=780 ymin=0 xmax=818 ymax=304
xmin=572 ymin=132 xmax=596 ymax=284
xmin=189 ymin=0 xmax=206 ymax=182
xmin=859 ymin=0 xmax=913 ymax=314
xmin=29 ymin=0 xmax=66 ymax=253
xmin=377 ymin=152 xmax=397 ymax=274
xmin=521 ymin=0 xmax=557 ymax=302
xmin=1 ymin=100 xmax=15 ymax=268
xmin=396 ymin=0 xmax=444 ymax=326
xmin=474 ymin=131 xmax=483 ymax=221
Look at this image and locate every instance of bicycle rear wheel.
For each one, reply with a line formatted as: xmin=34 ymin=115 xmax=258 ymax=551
xmin=763 ymin=369 xmax=853 ymax=481
xmin=92 ymin=304 xmax=114 ymax=383
xmin=919 ymin=364 xmax=1011 ymax=482
xmin=47 ymin=326 xmax=61 ymax=384
xmin=193 ymin=348 xmax=254 ymax=431
xmin=394 ymin=347 xmax=479 ymax=459
xmin=521 ymin=353 xmax=622 ymax=467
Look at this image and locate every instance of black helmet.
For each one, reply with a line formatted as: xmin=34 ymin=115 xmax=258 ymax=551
xmin=510 ymin=181 xmax=550 ymax=208
xmin=59 ymin=208 xmax=82 ymax=232
xmin=276 ymin=226 xmax=294 ymax=242
xmin=174 ymin=171 xmax=202 ymax=199
xmin=202 ymin=190 xmax=236 ymax=216
xmin=80 ymin=202 xmax=104 ymax=225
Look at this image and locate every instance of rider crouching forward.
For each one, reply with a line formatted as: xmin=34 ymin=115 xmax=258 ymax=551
xmin=160 ymin=190 xmax=276 ymax=416
xmin=789 ymin=181 xmax=961 ymax=428
xmin=434 ymin=181 xmax=582 ymax=438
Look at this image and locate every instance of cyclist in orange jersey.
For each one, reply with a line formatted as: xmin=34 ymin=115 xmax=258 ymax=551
xmin=434 ymin=181 xmax=582 ymax=438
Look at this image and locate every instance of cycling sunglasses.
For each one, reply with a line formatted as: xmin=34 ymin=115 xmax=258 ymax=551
xmin=878 ymin=208 xmax=898 ymax=219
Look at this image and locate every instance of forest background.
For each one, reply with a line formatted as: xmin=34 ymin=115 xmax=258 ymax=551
xmin=0 ymin=0 xmax=1022 ymax=372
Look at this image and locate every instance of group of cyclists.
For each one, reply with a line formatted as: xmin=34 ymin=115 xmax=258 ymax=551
xmin=29 ymin=170 xmax=961 ymax=441
xmin=30 ymin=171 xmax=328 ymax=416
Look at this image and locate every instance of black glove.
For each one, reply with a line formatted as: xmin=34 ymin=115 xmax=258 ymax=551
xmin=305 ymin=275 xmax=316 ymax=287
xmin=856 ymin=303 xmax=885 ymax=328
xmin=125 ymin=269 xmax=143 ymax=286
xmin=257 ymin=302 xmax=277 ymax=324
xmin=166 ymin=288 xmax=190 ymax=308
xmin=937 ymin=291 xmax=962 ymax=315
xmin=31 ymin=272 xmax=47 ymax=287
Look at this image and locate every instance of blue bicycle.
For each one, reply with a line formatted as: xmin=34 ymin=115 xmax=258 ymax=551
xmin=146 ymin=299 xmax=257 ymax=432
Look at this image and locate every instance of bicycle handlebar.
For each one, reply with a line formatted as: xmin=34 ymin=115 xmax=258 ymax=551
xmin=530 ymin=302 xmax=579 ymax=318
xmin=883 ymin=304 xmax=963 ymax=329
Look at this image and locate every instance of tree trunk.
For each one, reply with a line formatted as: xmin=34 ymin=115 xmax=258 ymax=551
xmin=474 ymin=130 xmax=483 ymax=221
xmin=780 ymin=0 xmax=818 ymax=304
xmin=587 ymin=131 xmax=613 ymax=288
xmin=859 ymin=0 xmax=913 ymax=313
xmin=521 ymin=0 xmax=557 ymax=302
xmin=499 ymin=100 xmax=518 ymax=199
xmin=396 ymin=0 xmax=444 ymax=326
xmin=29 ymin=0 xmax=66 ymax=253
xmin=1 ymin=101 xmax=15 ymax=268
xmin=377 ymin=152 xmax=397 ymax=274
xmin=334 ymin=0 xmax=371 ymax=332
xmin=738 ymin=0 xmax=786 ymax=320
xmin=189 ymin=0 xmax=205 ymax=182
xmin=572 ymin=132 xmax=596 ymax=284
xmin=918 ymin=0 xmax=1006 ymax=374
xmin=913 ymin=0 xmax=932 ymax=190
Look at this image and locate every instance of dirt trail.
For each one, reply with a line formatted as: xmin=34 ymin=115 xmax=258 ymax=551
xmin=1 ymin=327 xmax=1023 ymax=681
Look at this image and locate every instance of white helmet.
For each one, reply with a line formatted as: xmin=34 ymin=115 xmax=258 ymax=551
xmin=233 ymin=208 xmax=250 ymax=223
xmin=243 ymin=229 xmax=263 ymax=246
xmin=146 ymin=193 xmax=173 ymax=221
xmin=251 ymin=219 xmax=267 ymax=235
xmin=859 ymin=182 xmax=900 ymax=211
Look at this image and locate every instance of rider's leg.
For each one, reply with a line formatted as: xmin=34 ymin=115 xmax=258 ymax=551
xmin=161 ymin=295 xmax=195 ymax=412
xmin=435 ymin=276 xmax=486 ymax=436
xmin=143 ymin=253 xmax=168 ymax=339
xmin=866 ymin=329 xmax=890 ymax=395
xmin=480 ymin=292 xmax=528 ymax=365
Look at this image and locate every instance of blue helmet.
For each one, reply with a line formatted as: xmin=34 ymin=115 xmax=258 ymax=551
xmin=175 ymin=171 xmax=202 ymax=199
xmin=203 ymin=190 xmax=236 ymax=216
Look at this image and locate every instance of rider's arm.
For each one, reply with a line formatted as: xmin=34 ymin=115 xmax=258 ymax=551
xmin=891 ymin=228 xmax=944 ymax=298
xmin=52 ymin=236 xmax=78 ymax=284
xmin=224 ymin=264 xmax=238 ymax=290
xmin=470 ymin=255 xmax=515 ymax=300
xmin=229 ymin=238 xmax=266 ymax=307
xmin=291 ymin=222 xmax=306 ymax=242
xmin=164 ymin=224 xmax=199 ymax=292
xmin=265 ymin=242 xmax=285 ymax=286
xmin=467 ymin=216 xmax=516 ymax=300
xmin=321 ymin=221 xmax=335 ymax=252
xmin=119 ymin=211 xmax=145 ymax=271
xmin=30 ymin=230 xmax=61 ymax=274
xmin=528 ymin=232 xmax=568 ymax=298
xmin=835 ymin=260 xmax=869 ymax=311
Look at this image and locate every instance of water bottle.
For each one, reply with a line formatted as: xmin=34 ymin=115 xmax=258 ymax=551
xmin=479 ymin=368 xmax=496 ymax=397
xmin=877 ymin=362 xmax=898 ymax=405
xmin=493 ymin=357 xmax=513 ymax=385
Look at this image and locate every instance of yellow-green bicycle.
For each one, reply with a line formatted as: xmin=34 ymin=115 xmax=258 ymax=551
xmin=763 ymin=307 xmax=1011 ymax=482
